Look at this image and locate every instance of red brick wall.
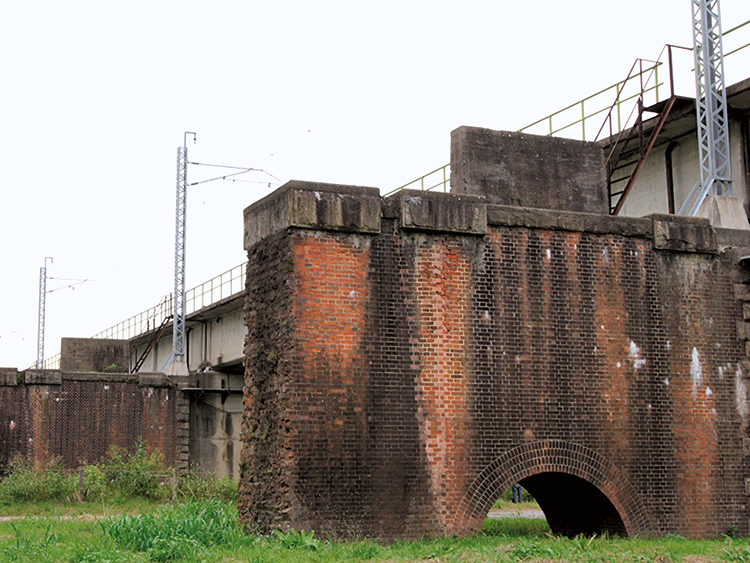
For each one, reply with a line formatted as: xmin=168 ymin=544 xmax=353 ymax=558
xmin=239 ymin=189 xmax=750 ymax=540
xmin=0 ymin=374 xmax=184 ymax=471
xmin=414 ymin=237 xmax=472 ymax=534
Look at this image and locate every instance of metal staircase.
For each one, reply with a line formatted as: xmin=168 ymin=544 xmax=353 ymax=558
xmin=595 ymin=48 xmax=685 ymax=215
xmin=131 ymin=314 xmax=173 ymax=373
xmin=603 ymin=97 xmax=679 ymax=215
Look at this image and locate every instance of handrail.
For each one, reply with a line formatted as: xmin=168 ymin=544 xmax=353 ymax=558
xmin=34 ymin=262 xmax=248 ymax=370
xmin=383 ymin=164 xmax=450 ymax=196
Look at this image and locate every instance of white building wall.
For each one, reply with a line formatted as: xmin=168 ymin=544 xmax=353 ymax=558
xmin=618 ymin=118 xmax=748 ymax=218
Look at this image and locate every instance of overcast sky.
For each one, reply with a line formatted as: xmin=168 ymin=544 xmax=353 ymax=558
xmin=2 ymin=0 xmax=750 ymax=369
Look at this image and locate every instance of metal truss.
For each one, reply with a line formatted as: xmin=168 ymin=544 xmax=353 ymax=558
xmin=36 ymin=257 xmax=52 ymax=369
xmin=173 ymin=134 xmax=195 ymax=363
xmin=691 ymin=0 xmax=732 ymax=209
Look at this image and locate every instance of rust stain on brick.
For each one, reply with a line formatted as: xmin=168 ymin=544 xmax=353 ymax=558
xmin=593 ymin=238 xmax=634 ymax=468
xmin=663 ymin=257 xmax=719 ymax=537
xmin=414 ymin=237 xmax=472 ymax=533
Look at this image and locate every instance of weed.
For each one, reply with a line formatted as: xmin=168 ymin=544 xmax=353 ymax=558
xmin=482 ymin=516 xmax=550 ymax=538
xmin=349 ymin=540 xmax=381 ymax=560
xmin=101 ymin=499 xmax=247 ymax=554
xmin=724 ymin=545 xmax=750 ymax=562
xmin=272 ymin=527 xmax=322 ymax=551
xmin=101 ymin=442 xmax=168 ymax=500
xmin=571 ymin=533 xmax=599 ymax=551
xmin=512 ymin=537 xmax=559 ymax=559
xmin=0 ymin=456 xmax=76 ymax=503
xmin=177 ymin=471 xmax=237 ymax=501
xmin=10 ymin=522 xmax=58 ymax=550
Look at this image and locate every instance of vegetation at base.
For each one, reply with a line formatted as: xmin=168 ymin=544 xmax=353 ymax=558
xmin=0 ymin=443 xmax=237 ymax=509
xmin=100 ymin=500 xmax=250 ymax=561
xmin=482 ymin=515 xmax=551 ymax=537
xmin=2 ymin=464 xmax=750 ymax=562
xmin=3 ymin=507 xmax=750 ymax=563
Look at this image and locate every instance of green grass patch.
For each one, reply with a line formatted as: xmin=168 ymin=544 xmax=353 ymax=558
xmin=482 ymin=516 xmax=551 ymax=537
xmin=2 ymin=482 xmax=750 ymax=563
xmin=100 ymin=499 xmax=251 ymax=561
xmin=2 ymin=502 xmax=750 ymax=562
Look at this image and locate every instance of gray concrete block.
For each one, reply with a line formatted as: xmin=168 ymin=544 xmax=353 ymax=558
xmin=244 ymin=181 xmax=381 ymax=249
xmin=450 ymin=126 xmax=608 ymax=214
xmin=0 ymin=368 xmax=20 ymax=386
xmin=696 ymin=195 xmax=750 ymax=230
xmin=486 ymin=205 xmax=651 ymax=238
xmin=25 ymin=370 xmax=62 ymax=385
xmin=387 ymin=189 xmax=486 ymax=234
xmin=139 ymin=374 xmax=171 ymax=387
xmin=651 ymin=215 xmax=717 ymax=254
xmin=60 ymin=338 xmax=129 ymax=373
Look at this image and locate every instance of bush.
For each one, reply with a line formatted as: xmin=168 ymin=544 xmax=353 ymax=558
xmin=0 ymin=456 xmax=77 ymax=503
xmin=100 ymin=443 xmax=169 ymax=500
xmin=177 ymin=471 xmax=237 ymax=501
xmin=0 ymin=444 xmax=240 ymax=506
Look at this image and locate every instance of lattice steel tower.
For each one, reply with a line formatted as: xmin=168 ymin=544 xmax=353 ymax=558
xmin=691 ymin=0 xmax=732 ymax=209
xmin=171 ymin=132 xmax=196 ymax=370
xmin=35 ymin=257 xmax=52 ymax=369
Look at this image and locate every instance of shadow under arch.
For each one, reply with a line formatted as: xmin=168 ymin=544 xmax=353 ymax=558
xmin=455 ymin=440 xmax=653 ymax=537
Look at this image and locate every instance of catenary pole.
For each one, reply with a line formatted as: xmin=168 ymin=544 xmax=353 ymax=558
xmin=170 ymin=132 xmax=196 ymax=372
xmin=35 ymin=257 xmax=53 ymax=368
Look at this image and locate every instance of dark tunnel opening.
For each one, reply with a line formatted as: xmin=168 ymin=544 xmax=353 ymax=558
xmin=519 ymin=472 xmax=628 ymax=538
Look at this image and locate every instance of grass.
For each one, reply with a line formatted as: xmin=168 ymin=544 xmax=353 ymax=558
xmin=2 ymin=463 xmax=750 ymax=562
xmin=2 ymin=503 xmax=750 ymax=562
xmin=0 ymin=444 xmax=237 ymax=513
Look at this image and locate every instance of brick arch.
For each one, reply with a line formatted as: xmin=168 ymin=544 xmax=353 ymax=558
xmin=454 ymin=440 xmax=653 ymax=537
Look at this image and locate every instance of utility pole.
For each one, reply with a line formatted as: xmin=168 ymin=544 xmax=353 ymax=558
xmin=686 ymin=0 xmax=732 ymax=213
xmin=35 ymin=257 xmax=53 ymax=368
xmin=165 ymin=132 xmax=195 ymax=376
xmin=161 ymin=133 xmax=277 ymax=376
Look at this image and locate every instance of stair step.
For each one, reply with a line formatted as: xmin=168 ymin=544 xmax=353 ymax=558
xmin=611 ymin=161 xmax=637 ymax=173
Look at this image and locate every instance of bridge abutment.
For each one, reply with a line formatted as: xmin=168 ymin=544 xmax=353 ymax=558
xmin=239 ymin=129 xmax=750 ymax=540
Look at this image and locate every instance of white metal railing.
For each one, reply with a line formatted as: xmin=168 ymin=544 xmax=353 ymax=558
xmin=185 ymin=262 xmax=246 ymax=314
xmin=35 ymin=262 xmax=247 ymax=370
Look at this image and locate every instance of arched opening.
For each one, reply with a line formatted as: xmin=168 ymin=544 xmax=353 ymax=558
xmin=458 ymin=440 xmax=651 ymax=538
xmin=517 ymin=472 xmax=627 ymax=537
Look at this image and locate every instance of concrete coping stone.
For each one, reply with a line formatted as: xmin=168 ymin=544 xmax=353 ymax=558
xmin=650 ymin=214 xmax=717 ymax=254
xmin=62 ymin=372 xmax=139 ymax=383
xmin=386 ymin=189 xmax=487 ymax=235
xmin=486 ymin=204 xmax=651 ymax=238
xmin=242 ymin=182 xmax=740 ymax=256
xmin=6 ymin=371 xmax=181 ymax=386
xmin=487 ymin=205 xmax=720 ymax=254
xmin=139 ymin=373 xmax=172 ymax=388
xmin=244 ymin=180 xmax=382 ymax=249
xmin=0 ymin=368 xmax=20 ymax=386
xmin=716 ymin=227 xmax=750 ymax=250
xmin=24 ymin=370 xmax=63 ymax=385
